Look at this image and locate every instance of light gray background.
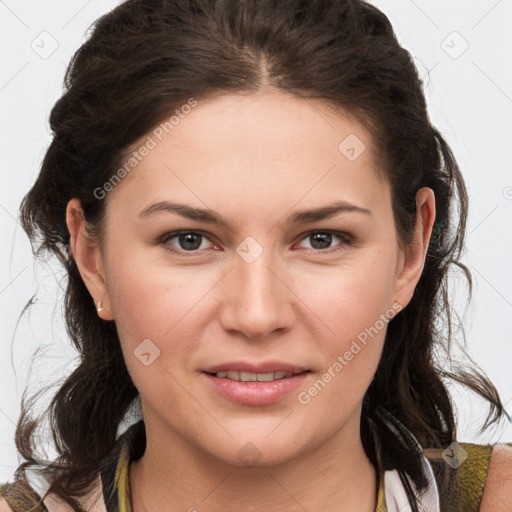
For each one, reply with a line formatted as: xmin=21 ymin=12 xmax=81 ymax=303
xmin=1 ymin=0 xmax=511 ymax=482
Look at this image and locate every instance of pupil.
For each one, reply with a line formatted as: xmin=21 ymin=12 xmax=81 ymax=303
xmin=311 ymin=232 xmax=331 ymax=249
xmin=180 ymin=233 xmax=201 ymax=250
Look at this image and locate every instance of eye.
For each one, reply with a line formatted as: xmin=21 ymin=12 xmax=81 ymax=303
xmin=296 ymin=230 xmax=352 ymax=253
xmin=159 ymin=231 xmax=214 ymax=253
xmin=157 ymin=229 xmax=353 ymax=256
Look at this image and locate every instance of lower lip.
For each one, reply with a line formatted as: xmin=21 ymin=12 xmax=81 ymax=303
xmin=202 ymin=372 xmax=309 ymax=405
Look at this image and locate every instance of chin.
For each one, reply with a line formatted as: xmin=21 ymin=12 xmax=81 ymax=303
xmin=204 ymin=436 xmax=307 ymax=469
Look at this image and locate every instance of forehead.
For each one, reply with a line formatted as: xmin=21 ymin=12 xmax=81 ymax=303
xmin=105 ymin=90 xmax=390 ymax=221
xmin=147 ymin=90 xmax=375 ymax=162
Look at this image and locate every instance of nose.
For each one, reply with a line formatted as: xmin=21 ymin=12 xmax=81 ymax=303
xmin=218 ymin=248 xmax=294 ymax=340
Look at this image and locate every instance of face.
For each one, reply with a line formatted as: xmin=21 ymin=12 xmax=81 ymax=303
xmin=69 ymin=89 xmax=434 ymax=466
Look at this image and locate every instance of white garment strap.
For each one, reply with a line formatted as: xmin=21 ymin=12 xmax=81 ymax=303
xmin=384 ymin=453 xmax=440 ymax=512
xmin=25 ymin=468 xmax=106 ymax=512
xmin=376 ymin=407 xmax=441 ymax=512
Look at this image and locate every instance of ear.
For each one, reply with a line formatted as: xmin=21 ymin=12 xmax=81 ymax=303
xmin=393 ymin=187 xmax=436 ymax=308
xmin=66 ymin=198 xmax=114 ymax=320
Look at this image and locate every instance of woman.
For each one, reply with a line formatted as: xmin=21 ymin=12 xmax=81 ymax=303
xmin=1 ymin=0 xmax=511 ymax=511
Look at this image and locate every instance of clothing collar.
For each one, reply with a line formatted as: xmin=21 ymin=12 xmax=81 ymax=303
xmin=370 ymin=408 xmax=441 ymax=512
xmin=102 ymin=412 xmax=440 ymax=512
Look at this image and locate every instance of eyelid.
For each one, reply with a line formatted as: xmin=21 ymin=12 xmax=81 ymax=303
xmin=158 ymin=229 xmax=353 ymax=255
xmin=158 ymin=230 xmax=218 ymax=254
xmin=294 ymin=230 xmax=353 ymax=253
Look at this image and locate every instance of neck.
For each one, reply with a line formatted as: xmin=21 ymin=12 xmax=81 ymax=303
xmin=130 ymin=409 xmax=378 ymax=512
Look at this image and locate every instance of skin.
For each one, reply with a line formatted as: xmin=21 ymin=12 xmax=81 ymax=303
xmin=2 ymin=92 xmax=510 ymax=512
xmin=65 ymin=89 xmax=437 ymax=512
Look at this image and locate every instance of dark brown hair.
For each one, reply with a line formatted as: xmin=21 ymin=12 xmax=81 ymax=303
xmin=9 ymin=0 xmax=509 ymax=510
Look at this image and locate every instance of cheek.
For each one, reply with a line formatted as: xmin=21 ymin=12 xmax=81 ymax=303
xmin=299 ymin=250 xmax=398 ymax=344
xmin=294 ymin=270 xmax=394 ymax=425
xmin=104 ymin=257 xmax=204 ymax=405
xmin=103 ymin=243 xmax=210 ymax=357
xmin=294 ymin=251 xmax=398 ymax=402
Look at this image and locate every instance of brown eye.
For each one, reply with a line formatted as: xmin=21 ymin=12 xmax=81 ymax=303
xmin=160 ymin=231 xmax=213 ymax=253
xmin=309 ymin=232 xmax=333 ymax=250
xmin=176 ymin=233 xmax=203 ymax=251
xmin=297 ymin=230 xmax=352 ymax=253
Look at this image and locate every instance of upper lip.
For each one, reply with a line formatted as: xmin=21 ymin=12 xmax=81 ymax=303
xmin=202 ymin=361 xmax=309 ymax=374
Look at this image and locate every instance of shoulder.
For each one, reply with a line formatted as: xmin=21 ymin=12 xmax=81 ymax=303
xmin=480 ymin=443 xmax=512 ymax=511
xmin=0 ymin=482 xmax=13 ymax=511
xmin=0 ymin=498 xmax=14 ymax=512
xmin=0 ymin=479 xmax=48 ymax=512
xmin=0 ymin=483 xmax=14 ymax=512
xmin=0 ymin=498 xmax=12 ymax=512
xmin=422 ymin=441 xmax=509 ymax=511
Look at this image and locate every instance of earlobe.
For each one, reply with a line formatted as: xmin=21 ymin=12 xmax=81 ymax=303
xmin=393 ymin=187 xmax=436 ymax=307
xmin=66 ymin=199 xmax=114 ymax=320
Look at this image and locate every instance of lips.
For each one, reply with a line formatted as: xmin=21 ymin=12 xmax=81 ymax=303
xmin=201 ymin=361 xmax=311 ymax=405
xmin=212 ymin=370 xmax=297 ymax=382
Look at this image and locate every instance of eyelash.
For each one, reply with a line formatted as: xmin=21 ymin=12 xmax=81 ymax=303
xmin=157 ymin=230 xmax=353 ymax=256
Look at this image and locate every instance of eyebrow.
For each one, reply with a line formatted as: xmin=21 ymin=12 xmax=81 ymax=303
xmin=139 ymin=200 xmax=372 ymax=228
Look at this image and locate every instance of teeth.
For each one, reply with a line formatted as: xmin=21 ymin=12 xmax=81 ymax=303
xmin=240 ymin=371 xmax=257 ymax=381
xmin=214 ymin=370 xmax=295 ymax=381
xmin=256 ymin=373 xmax=275 ymax=382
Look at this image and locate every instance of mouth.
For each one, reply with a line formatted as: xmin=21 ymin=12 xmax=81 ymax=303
xmin=205 ymin=369 xmax=310 ymax=382
xmin=201 ymin=362 xmax=311 ymax=405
